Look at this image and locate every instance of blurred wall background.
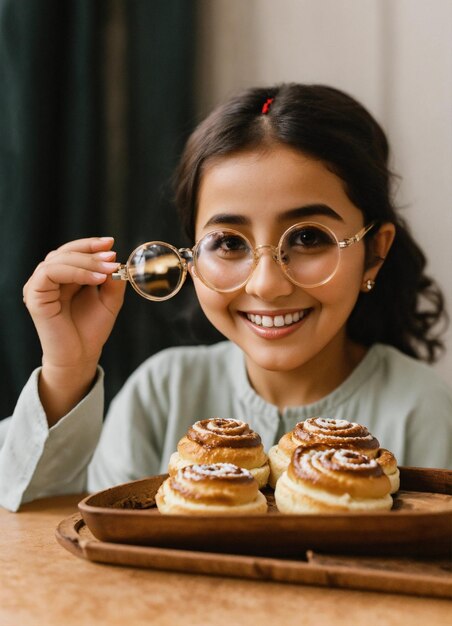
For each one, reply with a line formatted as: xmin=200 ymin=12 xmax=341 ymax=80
xmin=195 ymin=0 xmax=452 ymax=384
xmin=1 ymin=0 xmax=450 ymax=419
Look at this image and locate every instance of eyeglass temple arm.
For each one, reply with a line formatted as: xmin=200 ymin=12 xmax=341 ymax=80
xmin=338 ymin=221 xmax=377 ymax=249
xmin=112 ymin=265 xmax=129 ymax=281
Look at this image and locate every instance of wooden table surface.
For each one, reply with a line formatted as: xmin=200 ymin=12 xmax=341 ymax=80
xmin=1 ymin=495 xmax=451 ymax=626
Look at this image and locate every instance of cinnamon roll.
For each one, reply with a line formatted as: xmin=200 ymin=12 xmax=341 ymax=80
xmin=169 ymin=418 xmax=270 ymax=488
xmin=274 ymin=447 xmax=393 ymax=513
xmin=376 ymin=448 xmax=400 ymax=494
xmin=268 ymin=417 xmax=380 ymax=488
xmin=156 ymin=463 xmax=268 ymax=515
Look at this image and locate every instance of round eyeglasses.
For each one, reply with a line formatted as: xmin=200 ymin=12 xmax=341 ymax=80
xmin=112 ymin=221 xmax=376 ymax=301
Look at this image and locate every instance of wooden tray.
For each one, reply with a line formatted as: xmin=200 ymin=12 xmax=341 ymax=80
xmin=77 ymin=467 xmax=452 ymax=558
xmin=55 ymin=513 xmax=452 ymax=598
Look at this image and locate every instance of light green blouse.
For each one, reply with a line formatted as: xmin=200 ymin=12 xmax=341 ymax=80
xmin=1 ymin=341 xmax=451 ymax=511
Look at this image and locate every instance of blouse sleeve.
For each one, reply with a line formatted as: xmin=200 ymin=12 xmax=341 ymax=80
xmin=0 ymin=367 xmax=104 ymax=512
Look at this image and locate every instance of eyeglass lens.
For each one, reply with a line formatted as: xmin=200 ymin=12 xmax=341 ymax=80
xmin=128 ymin=243 xmax=185 ymax=299
xmin=195 ymin=231 xmax=255 ymax=291
xmin=195 ymin=223 xmax=340 ymax=291
xmin=281 ymin=223 xmax=340 ymax=287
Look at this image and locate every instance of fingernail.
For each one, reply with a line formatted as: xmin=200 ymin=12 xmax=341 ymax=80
xmin=97 ymin=251 xmax=116 ymax=260
xmin=92 ymin=272 xmax=107 ymax=280
xmin=100 ymin=262 xmax=120 ymax=270
xmin=99 ymin=236 xmax=114 ymax=241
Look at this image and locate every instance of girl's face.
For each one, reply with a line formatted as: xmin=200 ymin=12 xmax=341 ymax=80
xmin=191 ymin=144 xmax=383 ymax=376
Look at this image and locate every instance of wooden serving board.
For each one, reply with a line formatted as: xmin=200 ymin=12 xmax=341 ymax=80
xmin=76 ymin=467 xmax=452 ymax=558
xmin=55 ymin=513 xmax=452 ymax=599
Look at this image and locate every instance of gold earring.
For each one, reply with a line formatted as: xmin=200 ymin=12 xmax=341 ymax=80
xmin=364 ymin=278 xmax=375 ymax=291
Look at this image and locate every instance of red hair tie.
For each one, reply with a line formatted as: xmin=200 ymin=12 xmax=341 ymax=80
xmin=261 ymin=98 xmax=274 ymax=114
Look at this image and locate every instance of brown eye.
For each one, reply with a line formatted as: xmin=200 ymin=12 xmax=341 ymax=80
xmin=203 ymin=233 xmax=249 ymax=258
xmin=288 ymin=226 xmax=335 ymax=249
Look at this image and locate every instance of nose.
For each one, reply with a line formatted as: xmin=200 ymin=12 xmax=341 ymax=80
xmin=244 ymin=246 xmax=294 ymax=300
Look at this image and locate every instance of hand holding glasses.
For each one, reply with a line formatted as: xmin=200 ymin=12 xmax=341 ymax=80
xmin=112 ymin=221 xmax=376 ymax=301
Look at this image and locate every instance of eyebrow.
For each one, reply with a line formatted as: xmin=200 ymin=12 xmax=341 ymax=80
xmin=202 ymin=204 xmax=344 ymax=229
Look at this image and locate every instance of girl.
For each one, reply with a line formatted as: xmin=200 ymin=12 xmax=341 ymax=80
xmin=1 ymin=83 xmax=451 ymax=511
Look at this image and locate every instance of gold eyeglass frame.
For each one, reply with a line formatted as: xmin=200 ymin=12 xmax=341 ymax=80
xmin=112 ymin=221 xmax=376 ymax=301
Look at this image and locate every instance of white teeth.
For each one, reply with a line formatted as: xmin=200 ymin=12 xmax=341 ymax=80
xmin=246 ymin=310 xmax=307 ymax=328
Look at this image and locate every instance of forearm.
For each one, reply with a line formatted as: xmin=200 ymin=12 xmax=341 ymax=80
xmin=39 ymin=361 xmax=99 ymax=427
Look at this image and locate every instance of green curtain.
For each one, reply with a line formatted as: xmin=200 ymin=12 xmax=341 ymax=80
xmin=0 ymin=0 xmax=217 ymax=418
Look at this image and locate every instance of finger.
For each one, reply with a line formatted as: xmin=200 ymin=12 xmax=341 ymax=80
xmin=30 ymin=264 xmax=110 ymax=294
xmin=24 ymin=265 xmax=108 ymax=316
xmin=42 ymin=250 xmax=119 ymax=275
xmin=23 ymin=251 xmax=118 ymax=305
xmin=58 ymin=282 xmax=86 ymax=303
xmin=98 ymin=276 xmax=127 ymax=316
xmin=45 ymin=236 xmax=116 ymax=260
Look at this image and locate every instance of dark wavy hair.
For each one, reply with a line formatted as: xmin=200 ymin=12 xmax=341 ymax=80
xmin=174 ymin=83 xmax=447 ymax=362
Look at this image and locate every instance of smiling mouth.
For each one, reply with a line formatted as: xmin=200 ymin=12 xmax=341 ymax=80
xmin=243 ymin=309 xmax=311 ymax=328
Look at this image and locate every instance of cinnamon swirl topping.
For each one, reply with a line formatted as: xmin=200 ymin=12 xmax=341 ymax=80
xmin=170 ymin=463 xmax=257 ymax=505
xmin=292 ymin=417 xmax=380 ymax=454
xmin=180 ymin=462 xmax=252 ymax=481
xmin=289 ymin=448 xmax=390 ymax=498
xmin=187 ymin=418 xmax=262 ymax=448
